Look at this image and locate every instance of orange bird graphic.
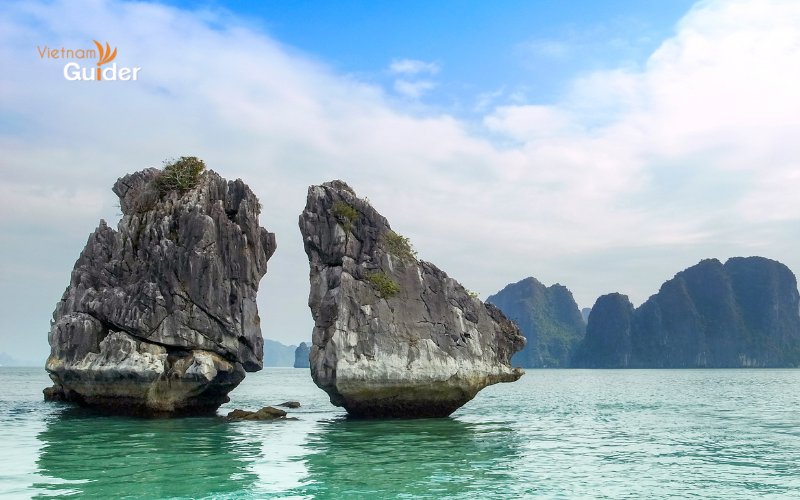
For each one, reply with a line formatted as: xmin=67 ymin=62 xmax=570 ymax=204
xmin=93 ymin=40 xmax=117 ymax=81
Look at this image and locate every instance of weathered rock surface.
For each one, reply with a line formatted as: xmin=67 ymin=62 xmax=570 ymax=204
xmin=294 ymin=342 xmax=311 ymax=368
xmin=299 ymin=180 xmax=525 ymax=418
xmin=487 ymin=277 xmax=585 ymax=368
xmin=573 ymin=257 xmax=800 ymax=368
xmin=45 ymin=165 xmax=275 ymax=414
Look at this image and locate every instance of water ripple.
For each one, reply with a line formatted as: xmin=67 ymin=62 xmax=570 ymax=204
xmin=2 ymin=367 xmax=800 ymax=499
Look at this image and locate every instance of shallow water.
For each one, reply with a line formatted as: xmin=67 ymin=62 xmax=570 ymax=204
xmin=2 ymin=367 xmax=800 ymax=499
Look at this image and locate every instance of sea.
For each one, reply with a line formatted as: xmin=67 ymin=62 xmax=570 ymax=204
xmin=2 ymin=367 xmax=800 ymax=499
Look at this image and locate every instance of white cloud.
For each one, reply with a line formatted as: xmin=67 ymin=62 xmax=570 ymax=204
xmin=389 ymin=58 xmax=439 ymax=75
xmin=2 ymin=0 xmax=800 ymax=359
xmin=393 ymin=79 xmax=436 ymax=98
xmin=484 ymin=105 xmax=575 ymax=139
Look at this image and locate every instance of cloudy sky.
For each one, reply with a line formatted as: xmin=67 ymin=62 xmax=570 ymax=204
xmin=2 ymin=0 xmax=799 ymax=362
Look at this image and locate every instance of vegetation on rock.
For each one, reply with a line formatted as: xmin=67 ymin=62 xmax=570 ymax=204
xmin=365 ymin=271 xmax=402 ymax=298
xmin=382 ymin=231 xmax=418 ymax=262
xmin=155 ymin=156 xmax=206 ymax=195
xmin=332 ymin=200 xmax=359 ymax=231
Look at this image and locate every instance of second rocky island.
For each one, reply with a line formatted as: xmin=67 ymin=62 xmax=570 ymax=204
xmin=299 ymin=180 xmax=525 ymax=418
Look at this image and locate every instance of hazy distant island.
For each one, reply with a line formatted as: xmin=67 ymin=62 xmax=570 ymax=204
xmin=293 ymin=342 xmax=310 ymax=368
xmin=489 ymin=256 xmax=800 ymax=369
xmin=0 ymin=352 xmax=37 ymax=367
xmin=263 ymin=339 xmax=307 ymax=367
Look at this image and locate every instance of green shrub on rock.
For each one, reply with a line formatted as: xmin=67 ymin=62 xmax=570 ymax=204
xmin=332 ymin=200 xmax=359 ymax=231
xmin=155 ymin=156 xmax=206 ymax=195
xmin=382 ymin=231 xmax=418 ymax=262
xmin=365 ymin=271 xmax=401 ymax=299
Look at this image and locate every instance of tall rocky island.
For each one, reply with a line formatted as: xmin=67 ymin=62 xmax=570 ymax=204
xmin=294 ymin=342 xmax=311 ymax=368
xmin=299 ymin=180 xmax=525 ymax=418
xmin=45 ymin=158 xmax=276 ymax=415
xmin=487 ymin=277 xmax=585 ymax=368
xmin=573 ymin=257 xmax=800 ymax=368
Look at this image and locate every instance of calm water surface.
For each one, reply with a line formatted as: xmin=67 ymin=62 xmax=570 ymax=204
xmin=2 ymin=367 xmax=800 ymax=499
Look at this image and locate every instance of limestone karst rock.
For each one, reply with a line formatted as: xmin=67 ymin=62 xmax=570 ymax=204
xmin=294 ymin=342 xmax=311 ymax=368
xmin=572 ymin=293 xmax=635 ymax=368
xmin=487 ymin=277 xmax=586 ymax=368
xmin=45 ymin=159 xmax=276 ymax=414
xmin=572 ymin=257 xmax=800 ymax=368
xmin=299 ymin=180 xmax=525 ymax=418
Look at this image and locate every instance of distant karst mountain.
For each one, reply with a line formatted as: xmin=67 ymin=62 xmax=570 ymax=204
xmin=263 ymin=340 xmax=301 ymax=367
xmin=573 ymin=257 xmax=800 ymax=368
xmin=487 ymin=277 xmax=586 ymax=368
xmin=0 ymin=352 xmax=37 ymax=366
xmin=294 ymin=342 xmax=310 ymax=368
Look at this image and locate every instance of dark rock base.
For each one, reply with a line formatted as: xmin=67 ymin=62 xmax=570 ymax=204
xmin=43 ymin=385 xmax=228 ymax=417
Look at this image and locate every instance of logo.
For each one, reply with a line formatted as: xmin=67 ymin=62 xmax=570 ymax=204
xmin=38 ymin=40 xmax=141 ymax=81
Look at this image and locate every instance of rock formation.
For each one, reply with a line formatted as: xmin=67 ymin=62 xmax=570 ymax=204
xmin=226 ymin=406 xmax=294 ymax=420
xmin=487 ymin=277 xmax=585 ymax=368
xmin=573 ymin=257 xmax=800 ymax=368
xmin=572 ymin=293 xmax=635 ymax=368
xmin=45 ymin=158 xmax=276 ymax=414
xmin=262 ymin=339 xmax=299 ymax=367
xmin=294 ymin=342 xmax=311 ymax=368
xmin=299 ymin=180 xmax=525 ymax=418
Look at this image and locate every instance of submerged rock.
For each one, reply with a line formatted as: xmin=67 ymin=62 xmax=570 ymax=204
xmin=299 ymin=180 xmax=525 ymax=418
xmin=226 ymin=406 xmax=288 ymax=420
xmin=294 ymin=342 xmax=311 ymax=368
xmin=279 ymin=401 xmax=301 ymax=408
xmin=45 ymin=159 xmax=276 ymax=415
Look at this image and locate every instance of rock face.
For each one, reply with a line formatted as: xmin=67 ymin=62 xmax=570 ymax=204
xmin=487 ymin=277 xmax=585 ymax=368
xmin=573 ymin=257 xmax=800 ymax=368
xmin=572 ymin=293 xmax=635 ymax=368
xmin=294 ymin=342 xmax=311 ymax=368
xmin=45 ymin=163 xmax=276 ymax=414
xmin=299 ymin=180 xmax=525 ymax=418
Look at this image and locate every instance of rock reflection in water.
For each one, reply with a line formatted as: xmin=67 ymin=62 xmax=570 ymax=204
xmin=297 ymin=416 xmax=528 ymax=499
xmin=33 ymin=408 xmax=260 ymax=499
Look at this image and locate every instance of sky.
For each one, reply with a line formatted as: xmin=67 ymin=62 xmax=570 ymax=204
xmin=1 ymin=0 xmax=800 ymax=362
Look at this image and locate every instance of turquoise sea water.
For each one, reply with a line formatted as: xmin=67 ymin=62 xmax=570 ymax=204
xmin=2 ymin=367 xmax=800 ymax=499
